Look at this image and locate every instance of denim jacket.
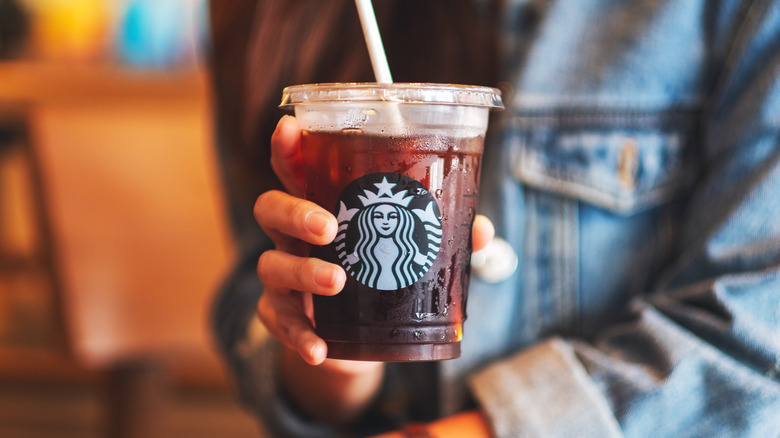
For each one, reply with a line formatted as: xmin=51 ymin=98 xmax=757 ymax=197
xmin=213 ymin=1 xmax=780 ymax=436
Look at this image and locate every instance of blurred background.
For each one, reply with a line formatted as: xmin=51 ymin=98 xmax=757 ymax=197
xmin=0 ymin=0 xmax=264 ymax=436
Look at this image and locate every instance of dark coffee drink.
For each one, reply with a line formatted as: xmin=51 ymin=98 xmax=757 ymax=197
xmin=281 ymin=83 xmax=502 ymax=361
xmin=301 ymin=130 xmax=482 ymax=361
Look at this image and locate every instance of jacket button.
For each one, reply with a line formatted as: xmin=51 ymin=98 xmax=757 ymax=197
xmin=471 ymin=237 xmax=518 ymax=283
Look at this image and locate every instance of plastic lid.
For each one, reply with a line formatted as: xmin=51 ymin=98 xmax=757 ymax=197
xmin=280 ymin=82 xmax=504 ymax=109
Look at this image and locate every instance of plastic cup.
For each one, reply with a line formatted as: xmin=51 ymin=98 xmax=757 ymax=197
xmin=280 ymin=83 xmax=503 ymax=361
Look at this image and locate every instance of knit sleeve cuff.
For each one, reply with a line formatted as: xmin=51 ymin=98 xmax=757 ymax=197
xmin=469 ymin=337 xmax=623 ymax=438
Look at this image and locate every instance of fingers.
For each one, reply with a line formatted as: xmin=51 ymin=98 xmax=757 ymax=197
xmin=256 ymin=245 xmax=344 ymax=365
xmin=258 ymin=291 xmax=327 ymax=365
xmin=255 ymin=190 xmax=338 ymax=248
xmin=271 ymin=116 xmax=304 ymax=196
xmin=472 ymin=214 xmax=495 ymax=252
xmin=257 ymin=250 xmax=346 ymax=296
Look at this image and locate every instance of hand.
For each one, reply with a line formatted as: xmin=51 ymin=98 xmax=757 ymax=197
xmin=254 ymin=116 xmax=494 ymax=424
xmin=255 ymin=116 xmax=383 ymax=425
xmin=255 ymin=115 xmax=343 ymax=365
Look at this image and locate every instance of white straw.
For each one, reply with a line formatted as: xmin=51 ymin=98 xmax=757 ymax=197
xmin=354 ymin=0 xmax=393 ymax=83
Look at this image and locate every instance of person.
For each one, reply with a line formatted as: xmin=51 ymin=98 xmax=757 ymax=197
xmin=208 ymin=1 xmax=780 ymax=437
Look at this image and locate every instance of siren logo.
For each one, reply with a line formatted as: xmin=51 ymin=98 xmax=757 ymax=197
xmin=335 ymin=173 xmax=442 ymax=291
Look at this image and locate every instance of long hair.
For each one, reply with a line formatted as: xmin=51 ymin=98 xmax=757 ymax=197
xmin=354 ymin=204 xmax=422 ymax=290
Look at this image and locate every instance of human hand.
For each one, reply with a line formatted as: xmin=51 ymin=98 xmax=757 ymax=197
xmin=255 ymin=116 xmax=382 ymax=424
xmin=255 ymin=116 xmax=495 ymax=424
xmin=255 ymin=115 xmax=344 ymax=366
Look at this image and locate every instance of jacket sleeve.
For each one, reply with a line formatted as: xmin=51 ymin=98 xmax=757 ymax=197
xmin=212 ymin=248 xmax=441 ymax=437
xmin=469 ymin=2 xmax=780 ymax=436
xmin=211 ymin=248 xmax=342 ymax=437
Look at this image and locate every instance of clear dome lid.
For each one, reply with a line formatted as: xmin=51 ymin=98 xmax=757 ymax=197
xmin=280 ymin=82 xmax=504 ymax=109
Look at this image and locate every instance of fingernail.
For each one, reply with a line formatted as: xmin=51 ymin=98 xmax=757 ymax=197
xmin=305 ymin=212 xmax=331 ymax=237
xmin=302 ymin=336 xmax=326 ymax=365
xmin=313 ymin=266 xmax=336 ymax=288
xmin=310 ymin=340 xmax=327 ymax=365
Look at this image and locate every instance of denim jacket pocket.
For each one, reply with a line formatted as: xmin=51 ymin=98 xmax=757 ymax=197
xmin=509 ymin=110 xmax=700 ymax=214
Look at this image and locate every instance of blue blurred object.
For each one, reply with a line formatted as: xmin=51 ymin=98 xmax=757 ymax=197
xmin=117 ymin=0 xmax=205 ymax=69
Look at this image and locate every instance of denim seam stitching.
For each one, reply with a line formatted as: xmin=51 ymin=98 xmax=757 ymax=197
xmin=515 ymin=147 xmax=687 ymax=212
xmin=523 ymin=188 xmax=542 ymax=335
xmin=520 ymin=146 xmax=686 ymax=194
xmin=702 ymin=0 xmax=765 ymax=118
xmin=507 ymin=110 xmax=698 ymax=129
xmin=566 ymin=198 xmax=579 ymax=337
xmin=552 ymin=196 xmax=564 ymax=335
xmin=555 ymin=196 xmax=579 ymax=336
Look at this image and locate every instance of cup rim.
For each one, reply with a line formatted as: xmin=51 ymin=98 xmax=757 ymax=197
xmin=280 ymin=82 xmax=504 ymax=109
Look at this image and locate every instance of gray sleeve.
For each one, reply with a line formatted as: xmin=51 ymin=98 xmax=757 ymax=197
xmin=222 ymin=319 xmax=440 ymax=437
xmin=211 ymin=246 xmax=438 ymax=437
xmin=469 ymin=270 xmax=780 ymax=437
xmin=211 ymin=249 xmax=342 ymax=437
xmin=469 ymin=338 xmax=623 ymax=438
xmin=228 ymin=324 xmax=345 ymax=438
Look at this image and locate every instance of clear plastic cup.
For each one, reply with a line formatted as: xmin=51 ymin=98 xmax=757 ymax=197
xmin=281 ymin=83 xmax=503 ymax=361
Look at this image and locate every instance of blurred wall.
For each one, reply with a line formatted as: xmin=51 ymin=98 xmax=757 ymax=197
xmin=0 ymin=0 xmax=236 ymax=384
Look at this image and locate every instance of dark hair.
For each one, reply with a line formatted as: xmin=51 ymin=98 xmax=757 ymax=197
xmin=209 ymin=0 xmax=497 ymax=243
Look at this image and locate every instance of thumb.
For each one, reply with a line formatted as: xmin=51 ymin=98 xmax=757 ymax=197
xmin=270 ymin=115 xmax=305 ymax=196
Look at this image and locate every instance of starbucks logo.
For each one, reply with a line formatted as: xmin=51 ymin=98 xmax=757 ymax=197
xmin=335 ymin=173 xmax=442 ymax=291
